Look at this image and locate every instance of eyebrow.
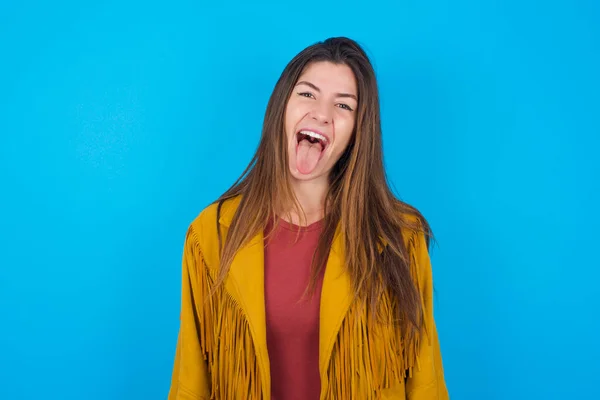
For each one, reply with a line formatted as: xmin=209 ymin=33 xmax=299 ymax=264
xmin=296 ymin=80 xmax=357 ymax=101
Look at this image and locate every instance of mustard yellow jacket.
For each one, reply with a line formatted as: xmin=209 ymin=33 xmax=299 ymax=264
xmin=168 ymin=196 xmax=449 ymax=399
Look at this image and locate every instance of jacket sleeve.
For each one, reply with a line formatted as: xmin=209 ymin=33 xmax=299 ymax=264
xmin=168 ymin=227 xmax=211 ymax=400
xmin=405 ymin=229 xmax=450 ymax=399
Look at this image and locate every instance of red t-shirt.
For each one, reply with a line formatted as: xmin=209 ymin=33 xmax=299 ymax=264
xmin=264 ymin=217 xmax=325 ymax=400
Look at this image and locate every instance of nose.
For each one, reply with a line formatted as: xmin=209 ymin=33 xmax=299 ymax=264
xmin=310 ymin=99 xmax=333 ymax=125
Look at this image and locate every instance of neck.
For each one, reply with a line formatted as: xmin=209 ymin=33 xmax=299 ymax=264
xmin=284 ymin=177 xmax=328 ymax=226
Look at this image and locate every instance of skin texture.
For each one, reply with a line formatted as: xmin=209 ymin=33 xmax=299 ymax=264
xmin=284 ymin=61 xmax=358 ymax=224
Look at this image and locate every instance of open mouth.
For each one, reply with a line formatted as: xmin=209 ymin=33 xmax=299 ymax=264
xmin=294 ymin=129 xmax=329 ymax=174
xmin=296 ymin=130 xmax=328 ymax=151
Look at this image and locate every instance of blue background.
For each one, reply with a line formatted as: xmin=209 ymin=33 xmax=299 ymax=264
xmin=1 ymin=1 xmax=598 ymax=399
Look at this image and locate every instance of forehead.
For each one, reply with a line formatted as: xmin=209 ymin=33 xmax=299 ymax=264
xmin=297 ymin=61 xmax=357 ymax=95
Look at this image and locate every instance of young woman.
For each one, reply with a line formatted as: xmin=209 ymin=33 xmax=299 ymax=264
xmin=168 ymin=37 xmax=449 ymax=400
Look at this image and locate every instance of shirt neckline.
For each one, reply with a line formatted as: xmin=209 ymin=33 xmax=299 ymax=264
xmin=275 ymin=217 xmax=325 ymax=232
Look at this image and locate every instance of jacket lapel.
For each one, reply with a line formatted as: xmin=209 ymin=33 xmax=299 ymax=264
xmin=318 ymin=225 xmax=353 ymax=375
xmin=218 ymin=200 xmax=271 ymax=398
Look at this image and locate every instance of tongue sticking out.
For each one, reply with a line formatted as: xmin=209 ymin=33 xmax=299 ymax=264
xmin=296 ymin=139 xmax=323 ymax=174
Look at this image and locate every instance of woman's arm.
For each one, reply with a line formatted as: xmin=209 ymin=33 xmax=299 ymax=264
xmin=405 ymin=229 xmax=449 ymax=399
xmin=168 ymin=227 xmax=211 ymax=400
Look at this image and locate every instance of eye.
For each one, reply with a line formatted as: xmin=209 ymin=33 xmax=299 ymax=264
xmin=298 ymin=92 xmax=315 ymax=99
xmin=337 ymin=103 xmax=354 ymax=112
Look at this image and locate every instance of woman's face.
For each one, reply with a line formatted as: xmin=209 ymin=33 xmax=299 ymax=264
xmin=285 ymin=61 xmax=358 ymax=182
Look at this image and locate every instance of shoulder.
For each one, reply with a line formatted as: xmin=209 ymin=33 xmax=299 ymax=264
xmin=398 ymin=211 xmax=429 ymax=250
xmin=184 ymin=195 xmax=242 ymax=264
xmin=397 ymin=210 xmax=435 ymax=290
xmin=189 ymin=195 xmax=240 ymax=233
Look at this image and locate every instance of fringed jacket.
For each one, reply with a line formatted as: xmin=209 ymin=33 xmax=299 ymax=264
xmin=168 ymin=196 xmax=449 ymax=399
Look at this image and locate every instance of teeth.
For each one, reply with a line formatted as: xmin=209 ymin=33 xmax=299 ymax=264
xmin=299 ymin=130 xmax=328 ymax=143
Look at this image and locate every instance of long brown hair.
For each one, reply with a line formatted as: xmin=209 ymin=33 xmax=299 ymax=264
xmin=213 ymin=37 xmax=433 ymax=337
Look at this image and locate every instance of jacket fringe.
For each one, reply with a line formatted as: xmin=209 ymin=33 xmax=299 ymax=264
xmin=189 ymin=227 xmax=428 ymax=400
xmin=189 ymin=232 xmax=264 ymax=400
xmin=323 ymin=229 xmax=430 ymax=399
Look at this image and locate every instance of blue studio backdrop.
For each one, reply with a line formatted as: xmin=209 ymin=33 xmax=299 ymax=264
xmin=1 ymin=1 xmax=598 ymax=399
